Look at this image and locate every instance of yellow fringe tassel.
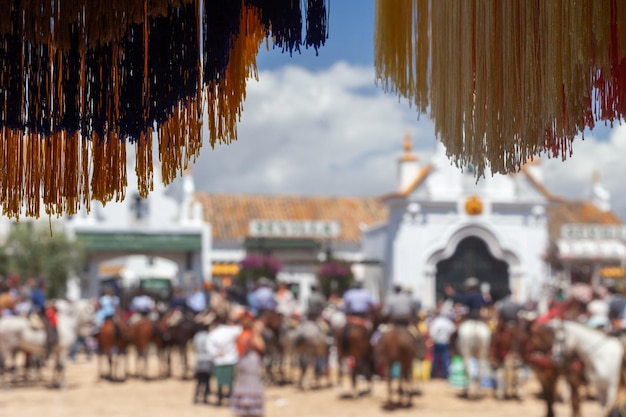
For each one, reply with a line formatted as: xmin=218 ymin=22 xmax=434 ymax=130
xmin=375 ymin=0 xmax=626 ymax=177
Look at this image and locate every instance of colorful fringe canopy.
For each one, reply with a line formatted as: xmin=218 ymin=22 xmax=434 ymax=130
xmin=0 ymin=0 xmax=329 ymax=219
xmin=375 ymin=0 xmax=626 ymax=177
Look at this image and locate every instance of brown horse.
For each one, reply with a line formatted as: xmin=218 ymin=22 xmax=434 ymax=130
xmin=95 ymin=318 xmax=129 ymax=382
xmin=126 ymin=316 xmax=168 ymax=380
xmin=374 ymin=325 xmax=418 ymax=409
xmin=489 ymin=318 xmax=526 ymax=400
xmin=258 ymin=310 xmax=288 ymax=384
xmin=515 ymin=314 xmax=587 ymax=417
xmin=334 ymin=305 xmax=383 ymax=398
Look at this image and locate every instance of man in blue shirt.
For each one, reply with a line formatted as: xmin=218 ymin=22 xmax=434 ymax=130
xmin=249 ymin=278 xmax=276 ymax=317
xmin=187 ymin=286 xmax=207 ymax=314
xmin=343 ymin=281 xmax=377 ymax=318
xmin=452 ymin=277 xmax=490 ymax=320
xmin=170 ymin=287 xmax=188 ymax=312
xmin=31 ymin=279 xmax=56 ymax=358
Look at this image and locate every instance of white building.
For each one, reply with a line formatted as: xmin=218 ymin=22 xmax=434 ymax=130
xmin=1 ymin=133 xmax=622 ymax=308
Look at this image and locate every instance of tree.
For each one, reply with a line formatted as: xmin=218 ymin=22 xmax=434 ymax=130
xmin=5 ymin=222 xmax=84 ymax=298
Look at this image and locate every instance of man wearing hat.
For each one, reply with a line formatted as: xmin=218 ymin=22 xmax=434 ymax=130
xmin=451 ymin=277 xmax=490 ymax=320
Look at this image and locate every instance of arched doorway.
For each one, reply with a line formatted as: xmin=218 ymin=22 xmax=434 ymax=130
xmin=436 ymin=236 xmax=509 ymax=301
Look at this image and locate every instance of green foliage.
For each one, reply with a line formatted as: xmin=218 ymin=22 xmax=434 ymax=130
xmin=4 ymin=222 xmax=84 ymax=298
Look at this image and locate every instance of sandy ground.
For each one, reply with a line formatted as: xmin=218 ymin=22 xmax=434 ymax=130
xmin=0 ymin=351 xmax=605 ymax=417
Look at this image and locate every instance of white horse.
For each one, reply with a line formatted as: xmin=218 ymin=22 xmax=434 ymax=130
xmin=0 ymin=298 xmax=95 ymax=388
xmin=456 ymin=319 xmax=492 ymax=400
xmin=544 ymin=319 xmax=623 ymax=414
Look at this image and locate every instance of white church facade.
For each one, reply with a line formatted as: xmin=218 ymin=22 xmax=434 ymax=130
xmin=361 ymin=137 xmax=551 ymax=308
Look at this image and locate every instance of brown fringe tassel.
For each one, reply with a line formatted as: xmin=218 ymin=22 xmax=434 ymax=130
xmin=0 ymin=1 xmax=287 ymax=219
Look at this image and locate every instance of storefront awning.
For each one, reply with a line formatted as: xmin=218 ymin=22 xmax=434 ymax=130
xmin=557 ymin=239 xmax=626 ymax=260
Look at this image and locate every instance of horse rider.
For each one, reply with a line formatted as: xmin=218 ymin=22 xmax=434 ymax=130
xmin=187 ymin=285 xmax=208 ymax=315
xmin=170 ymin=287 xmax=188 ymax=312
xmin=341 ymin=280 xmax=378 ymax=347
xmin=381 ymin=284 xmax=419 ymax=339
xmin=248 ymin=277 xmax=276 ymax=317
xmin=490 ymin=289 xmax=522 ymax=366
xmin=450 ymin=277 xmax=490 ymax=321
xmin=275 ymin=281 xmax=298 ymax=326
xmin=343 ymin=280 xmax=377 ymax=320
xmin=31 ymin=278 xmax=57 ymax=358
xmin=606 ymin=283 xmax=626 ymax=330
xmin=129 ymin=287 xmax=156 ymax=324
xmin=0 ymin=281 xmax=17 ymax=316
xmin=94 ymin=285 xmax=120 ymax=335
xmin=307 ymin=284 xmax=330 ymax=334
xmin=210 ymin=285 xmax=232 ymax=323
xmin=495 ymin=289 xmax=521 ymax=326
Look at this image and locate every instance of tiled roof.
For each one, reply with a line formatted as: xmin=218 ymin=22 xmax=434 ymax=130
xmin=547 ymin=201 xmax=623 ymax=240
xmin=194 ymin=193 xmax=388 ymax=243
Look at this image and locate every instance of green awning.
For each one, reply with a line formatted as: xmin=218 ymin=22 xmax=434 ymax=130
xmin=76 ymin=232 xmax=202 ymax=252
xmin=244 ymin=237 xmax=320 ymax=250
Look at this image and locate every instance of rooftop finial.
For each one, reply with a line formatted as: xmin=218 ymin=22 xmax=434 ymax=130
xmin=403 ymin=131 xmax=412 ymax=153
xmin=401 ymin=131 xmax=417 ymax=161
xmin=592 ymin=169 xmax=600 ymax=183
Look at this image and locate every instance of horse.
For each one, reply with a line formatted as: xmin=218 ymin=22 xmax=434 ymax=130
xmin=541 ymin=319 xmax=623 ymax=416
xmin=515 ymin=313 xmax=587 ymax=417
xmin=258 ymin=309 xmax=288 ymax=385
xmin=94 ymin=317 xmax=130 ymax=382
xmin=489 ymin=318 xmax=527 ymax=400
xmin=283 ymin=319 xmax=331 ymax=390
xmin=456 ymin=318 xmax=492 ymax=400
xmin=125 ymin=314 xmax=168 ymax=380
xmin=334 ymin=305 xmax=382 ymax=398
xmin=158 ymin=309 xmax=205 ymax=379
xmin=0 ymin=298 xmax=95 ymax=388
xmin=374 ymin=325 xmax=418 ymax=409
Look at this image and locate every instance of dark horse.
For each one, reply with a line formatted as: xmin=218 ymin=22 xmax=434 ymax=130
xmin=158 ymin=310 xmax=204 ymax=379
xmin=95 ymin=318 xmax=129 ymax=382
xmin=489 ymin=318 xmax=526 ymax=400
xmin=334 ymin=306 xmax=382 ymax=398
xmin=515 ymin=313 xmax=587 ymax=417
xmin=374 ymin=325 xmax=418 ymax=409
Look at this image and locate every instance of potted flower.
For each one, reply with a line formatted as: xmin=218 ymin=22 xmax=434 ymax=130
xmin=317 ymin=259 xmax=353 ymax=297
xmin=237 ymin=253 xmax=282 ymax=285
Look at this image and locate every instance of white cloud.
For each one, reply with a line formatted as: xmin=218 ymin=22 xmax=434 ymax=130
xmin=543 ymin=124 xmax=626 ymax=219
xmin=192 ymin=62 xmax=626 ymax=220
xmin=193 ymin=62 xmax=433 ymax=197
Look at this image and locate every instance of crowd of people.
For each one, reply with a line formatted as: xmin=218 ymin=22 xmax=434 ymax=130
xmin=5 ymin=270 xmax=626 ymax=417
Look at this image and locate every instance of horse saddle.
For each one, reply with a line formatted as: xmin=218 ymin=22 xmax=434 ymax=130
xmin=166 ymin=310 xmax=183 ymax=327
xmin=346 ymin=315 xmax=371 ymax=331
xmin=29 ymin=313 xmax=45 ymax=330
xmin=127 ymin=313 xmax=143 ymax=327
xmin=194 ymin=311 xmax=216 ymax=326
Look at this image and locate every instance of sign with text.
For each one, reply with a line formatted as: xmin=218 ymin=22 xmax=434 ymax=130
xmin=561 ymin=224 xmax=626 ymax=240
xmin=249 ymin=220 xmax=340 ymax=238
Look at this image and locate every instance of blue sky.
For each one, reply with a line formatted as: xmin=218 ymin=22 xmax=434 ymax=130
xmin=192 ymin=1 xmax=626 ymax=220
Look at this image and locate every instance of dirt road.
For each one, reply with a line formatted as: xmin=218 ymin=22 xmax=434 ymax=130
xmin=0 ymin=353 xmax=605 ymax=417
